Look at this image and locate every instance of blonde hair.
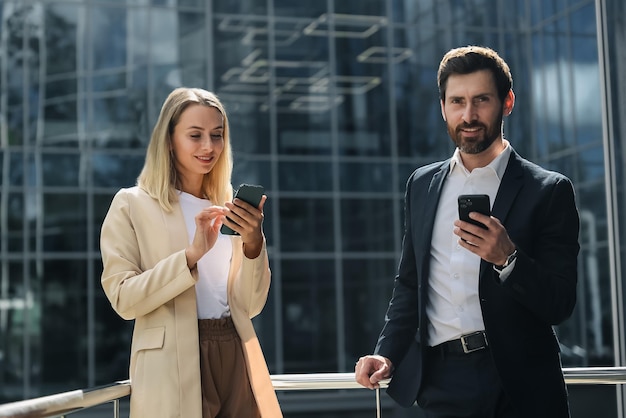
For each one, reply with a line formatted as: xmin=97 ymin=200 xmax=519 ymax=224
xmin=137 ymin=87 xmax=233 ymax=211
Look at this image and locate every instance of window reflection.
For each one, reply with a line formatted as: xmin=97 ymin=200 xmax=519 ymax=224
xmin=0 ymin=1 xmax=620 ymax=412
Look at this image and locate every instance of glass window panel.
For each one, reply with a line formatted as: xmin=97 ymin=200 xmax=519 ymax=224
xmin=149 ymin=9 xmax=180 ymax=65
xmin=223 ymin=100 xmax=271 ymax=155
xmin=571 ymin=3 xmax=598 ymax=37
xmin=276 ymin=116 xmax=334 ymax=156
xmin=393 ymin=29 xmax=448 ymax=160
xmin=92 ymin=72 xmax=127 ymax=92
xmin=279 ymin=198 xmax=334 ymax=252
xmin=43 ymin=193 xmax=87 ymax=252
xmin=7 ymin=106 xmax=24 ymax=147
xmin=42 ymin=153 xmax=81 ymax=187
xmin=281 ymin=259 xmax=336 ymax=372
xmin=128 ymin=8 xmax=150 ymax=66
xmin=0 ymin=262 xmax=34 ymax=402
xmin=92 ymin=95 xmax=138 ymax=148
xmin=340 ymin=162 xmax=392 ymax=192
xmin=43 ymin=77 xmax=80 ymax=146
xmin=178 ymin=0 xmax=205 ymax=8
xmin=213 ymin=14 xmax=271 ymax=154
xmin=213 ymin=1 xmax=267 ymax=14
xmin=43 ymin=96 xmax=79 ymax=147
xmin=41 ymin=260 xmax=86 ymax=388
xmin=45 ymin=4 xmax=79 ymax=75
xmin=180 ymin=62 xmax=207 ymax=87
xmin=333 ymin=17 xmax=389 ymax=156
xmin=335 ymin=0 xmax=386 ymax=16
xmin=90 ymin=6 xmax=127 ymax=70
xmin=579 ymin=145 xmax=605 ymax=181
xmin=341 ymin=198 xmax=395 ymax=252
xmin=273 ymin=0 xmax=325 ymax=17
xmin=92 ymin=152 xmax=144 ymax=188
xmin=8 ymin=152 xmax=24 ymax=186
xmin=343 ymin=258 xmax=395 ymax=364
xmin=6 ymin=193 xmax=26 ymax=253
xmin=269 ymin=16 xmax=334 ymax=155
xmin=231 ymin=160 xmax=271 ymax=191
xmin=278 ymin=161 xmax=333 ymax=192
xmin=178 ymin=11 xmax=207 ymax=87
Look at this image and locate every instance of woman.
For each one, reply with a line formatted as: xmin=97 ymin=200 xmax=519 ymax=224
xmin=100 ymin=87 xmax=282 ymax=418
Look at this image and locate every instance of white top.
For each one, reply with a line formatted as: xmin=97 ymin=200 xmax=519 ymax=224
xmin=426 ymin=142 xmax=511 ymax=346
xmin=178 ymin=191 xmax=233 ymax=319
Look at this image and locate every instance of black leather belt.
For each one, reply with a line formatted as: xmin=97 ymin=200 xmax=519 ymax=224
xmin=430 ymin=331 xmax=489 ymax=355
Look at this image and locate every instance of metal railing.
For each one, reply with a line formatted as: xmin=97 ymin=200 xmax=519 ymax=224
xmin=1 ymin=367 xmax=626 ymax=418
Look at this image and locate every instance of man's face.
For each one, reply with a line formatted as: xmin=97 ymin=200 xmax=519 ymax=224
xmin=440 ymin=69 xmax=507 ymax=154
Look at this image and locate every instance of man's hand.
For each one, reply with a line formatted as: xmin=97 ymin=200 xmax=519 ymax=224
xmin=454 ymin=212 xmax=515 ymax=266
xmin=354 ymin=355 xmax=393 ymax=389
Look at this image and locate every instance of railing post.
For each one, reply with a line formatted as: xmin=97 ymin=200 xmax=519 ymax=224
xmin=113 ymin=399 xmax=120 ymax=418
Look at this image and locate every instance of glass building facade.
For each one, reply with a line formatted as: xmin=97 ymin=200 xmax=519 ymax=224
xmin=0 ymin=0 xmax=624 ymax=416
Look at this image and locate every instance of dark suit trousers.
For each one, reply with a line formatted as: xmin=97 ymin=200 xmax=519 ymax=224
xmin=417 ymin=346 xmax=520 ymax=418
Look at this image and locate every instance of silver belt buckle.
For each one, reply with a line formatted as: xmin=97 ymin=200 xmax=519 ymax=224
xmin=461 ymin=331 xmax=488 ymax=353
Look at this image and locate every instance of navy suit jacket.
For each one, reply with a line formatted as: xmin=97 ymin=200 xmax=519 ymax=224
xmin=374 ymin=150 xmax=579 ymax=417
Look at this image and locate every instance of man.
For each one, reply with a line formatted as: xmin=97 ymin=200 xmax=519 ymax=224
xmin=354 ymin=46 xmax=579 ymax=418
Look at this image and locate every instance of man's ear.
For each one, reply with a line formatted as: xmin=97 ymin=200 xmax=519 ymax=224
xmin=440 ymin=99 xmax=446 ymax=121
xmin=504 ymin=90 xmax=515 ymax=116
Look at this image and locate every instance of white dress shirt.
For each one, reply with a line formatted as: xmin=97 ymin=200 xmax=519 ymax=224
xmin=179 ymin=191 xmax=233 ymax=319
xmin=426 ymin=142 xmax=512 ymax=346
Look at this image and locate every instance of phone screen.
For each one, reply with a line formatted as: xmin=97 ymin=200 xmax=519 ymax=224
xmin=458 ymin=194 xmax=491 ymax=229
xmin=220 ymin=184 xmax=265 ymax=235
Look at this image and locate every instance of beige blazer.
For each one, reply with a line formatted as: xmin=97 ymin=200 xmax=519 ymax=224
xmin=100 ymin=187 xmax=282 ymax=418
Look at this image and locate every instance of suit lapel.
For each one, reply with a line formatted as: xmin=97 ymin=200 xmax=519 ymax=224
xmin=479 ymin=151 xmax=524 ymax=276
xmin=421 ymin=160 xmax=450 ymax=250
xmin=162 ymin=202 xmax=190 ymax=253
xmin=491 ymin=151 xmax=524 ymax=224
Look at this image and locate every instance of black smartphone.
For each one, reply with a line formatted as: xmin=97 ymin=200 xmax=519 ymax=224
xmin=458 ymin=194 xmax=491 ymax=229
xmin=220 ymin=184 xmax=265 ymax=235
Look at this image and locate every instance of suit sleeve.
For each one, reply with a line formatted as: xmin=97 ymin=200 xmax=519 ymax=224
xmin=501 ymin=176 xmax=579 ymax=325
xmin=374 ymin=173 xmax=420 ymax=365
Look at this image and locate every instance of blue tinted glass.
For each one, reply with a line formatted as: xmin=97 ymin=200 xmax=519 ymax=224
xmin=279 ymin=198 xmax=335 ymax=252
xmin=278 ymin=161 xmax=333 ymax=191
xmin=43 ymin=153 xmax=80 ymax=186
xmin=92 ymin=152 xmax=144 ymax=188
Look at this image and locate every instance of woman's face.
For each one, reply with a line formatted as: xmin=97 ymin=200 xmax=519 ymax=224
xmin=170 ymin=104 xmax=224 ymax=191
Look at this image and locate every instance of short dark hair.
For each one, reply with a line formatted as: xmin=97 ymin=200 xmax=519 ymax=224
xmin=437 ymin=45 xmax=513 ymax=102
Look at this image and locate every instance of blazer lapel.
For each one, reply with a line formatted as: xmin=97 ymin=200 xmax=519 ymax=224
xmin=479 ymin=151 xmax=524 ymax=276
xmin=421 ymin=160 xmax=450 ymax=249
xmin=491 ymin=151 xmax=524 ymax=224
xmin=161 ymin=202 xmax=190 ymax=253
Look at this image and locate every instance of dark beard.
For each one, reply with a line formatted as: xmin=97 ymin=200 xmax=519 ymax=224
xmin=449 ymin=109 xmax=503 ymax=154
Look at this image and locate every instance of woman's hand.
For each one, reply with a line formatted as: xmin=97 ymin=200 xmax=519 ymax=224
xmin=223 ymin=195 xmax=267 ymax=258
xmin=185 ymin=206 xmax=226 ymax=269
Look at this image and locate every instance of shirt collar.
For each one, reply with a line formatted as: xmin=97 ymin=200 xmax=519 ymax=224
xmin=449 ymin=140 xmax=512 ymax=180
